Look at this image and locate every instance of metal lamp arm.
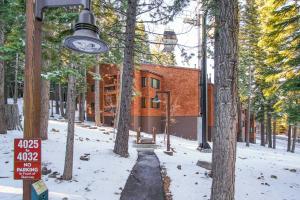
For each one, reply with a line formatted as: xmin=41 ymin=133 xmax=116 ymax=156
xmin=36 ymin=0 xmax=91 ymax=20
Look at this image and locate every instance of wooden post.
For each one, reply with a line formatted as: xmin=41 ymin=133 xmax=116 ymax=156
xmin=152 ymin=127 xmax=156 ymax=143
xmin=166 ymin=91 xmax=171 ymax=152
xmin=136 ymin=127 xmax=141 ymax=144
xmin=24 ymin=0 xmax=42 ymax=199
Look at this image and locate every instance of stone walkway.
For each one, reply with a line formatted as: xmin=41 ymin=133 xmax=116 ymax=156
xmin=120 ymin=151 xmax=164 ymax=200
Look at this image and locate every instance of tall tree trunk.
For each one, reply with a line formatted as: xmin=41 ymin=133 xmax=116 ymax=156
xmin=114 ymin=0 xmax=138 ymax=157
xmin=246 ymin=64 xmax=252 ymax=147
xmin=79 ymin=67 xmax=86 ymax=122
xmin=65 ymin=86 xmax=68 ymax=119
xmin=3 ymin=104 xmax=21 ymax=130
xmin=272 ymin=116 xmax=276 ymax=149
xmin=63 ymin=66 xmax=76 ymax=180
xmin=79 ymin=92 xmax=85 ymax=122
xmin=75 ymin=97 xmax=78 ymax=111
xmin=40 ymin=59 xmax=50 ymax=140
xmin=260 ymin=105 xmax=265 ymax=146
xmin=267 ymin=111 xmax=272 ymax=148
xmin=95 ymin=62 xmax=101 ymax=126
xmin=14 ymin=53 xmax=19 ymax=104
xmin=59 ymin=83 xmax=65 ymax=117
xmin=211 ymin=0 xmax=239 ymax=199
xmin=40 ymin=78 xmax=50 ymax=140
xmin=0 ymin=25 xmax=7 ymax=134
xmin=291 ymin=125 xmax=297 ymax=153
xmin=55 ymin=84 xmax=60 ymax=114
xmin=287 ymin=125 xmax=292 ymax=151
xmin=237 ymin=97 xmax=243 ymax=142
xmin=245 ymin=108 xmax=250 ymax=146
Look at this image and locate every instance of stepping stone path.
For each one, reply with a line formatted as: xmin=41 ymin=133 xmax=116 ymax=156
xmin=120 ymin=151 xmax=164 ymax=200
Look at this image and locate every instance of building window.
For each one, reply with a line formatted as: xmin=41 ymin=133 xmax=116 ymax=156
xmin=151 ymin=98 xmax=160 ymax=109
xmin=151 ymin=78 xmax=160 ymax=89
xmin=91 ymin=102 xmax=95 ymax=111
xmin=141 ymin=77 xmax=147 ymax=87
xmin=91 ymin=84 xmax=95 ymax=92
xmin=141 ymin=97 xmax=146 ymax=108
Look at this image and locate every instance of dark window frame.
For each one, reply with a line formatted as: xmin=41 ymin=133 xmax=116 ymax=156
xmin=141 ymin=77 xmax=147 ymax=87
xmin=151 ymin=78 xmax=160 ymax=89
xmin=91 ymin=84 xmax=95 ymax=92
xmin=91 ymin=102 xmax=95 ymax=111
xmin=141 ymin=97 xmax=146 ymax=108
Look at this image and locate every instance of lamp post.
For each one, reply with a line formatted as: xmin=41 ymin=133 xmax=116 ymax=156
xmin=199 ymin=9 xmax=211 ymax=150
xmin=24 ymin=1 xmax=108 ymax=199
xmin=153 ymin=91 xmax=172 ymax=156
xmin=183 ymin=2 xmax=211 ymax=150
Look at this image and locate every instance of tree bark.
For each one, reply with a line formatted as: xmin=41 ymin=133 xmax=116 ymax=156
xmin=14 ymin=53 xmax=19 ymax=104
xmin=62 ymin=66 xmax=76 ymax=180
xmin=55 ymin=84 xmax=60 ymax=114
xmin=267 ymin=111 xmax=272 ymax=148
xmin=246 ymin=64 xmax=252 ymax=147
xmin=211 ymin=0 xmax=239 ymax=199
xmin=40 ymin=78 xmax=50 ymax=140
xmin=79 ymin=67 xmax=86 ymax=122
xmin=59 ymin=83 xmax=65 ymax=117
xmin=3 ymin=104 xmax=22 ymax=130
xmin=95 ymin=63 xmax=101 ymax=126
xmin=272 ymin=117 xmax=276 ymax=149
xmin=260 ymin=105 xmax=265 ymax=146
xmin=237 ymin=97 xmax=243 ymax=142
xmin=291 ymin=125 xmax=297 ymax=153
xmin=287 ymin=125 xmax=292 ymax=151
xmin=114 ymin=0 xmax=138 ymax=157
xmin=245 ymin=108 xmax=250 ymax=146
xmin=0 ymin=24 xmax=7 ymax=134
xmin=79 ymin=93 xmax=85 ymax=122
xmin=75 ymin=97 xmax=78 ymax=111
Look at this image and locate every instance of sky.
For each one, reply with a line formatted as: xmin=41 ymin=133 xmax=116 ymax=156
xmin=139 ymin=0 xmax=214 ymax=82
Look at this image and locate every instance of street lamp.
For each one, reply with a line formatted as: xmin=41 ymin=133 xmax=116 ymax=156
xmin=162 ymin=29 xmax=178 ymax=52
xmin=36 ymin=0 xmax=109 ymax=54
xmin=153 ymin=91 xmax=173 ymax=156
xmin=23 ymin=1 xmax=108 ymax=199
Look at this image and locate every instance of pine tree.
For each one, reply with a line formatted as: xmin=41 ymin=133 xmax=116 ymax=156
xmin=257 ymin=0 xmax=300 ymax=138
xmin=239 ymin=0 xmax=262 ymax=145
xmin=113 ymin=0 xmax=189 ymax=157
xmin=211 ymin=0 xmax=239 ymax=199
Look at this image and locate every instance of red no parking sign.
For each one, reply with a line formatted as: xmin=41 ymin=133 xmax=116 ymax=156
xmin=14 ymin=139 xmax=41 ymax=180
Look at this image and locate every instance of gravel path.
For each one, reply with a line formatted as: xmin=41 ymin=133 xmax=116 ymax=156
xmin=120 ymin=151 xmax=164 ymax=200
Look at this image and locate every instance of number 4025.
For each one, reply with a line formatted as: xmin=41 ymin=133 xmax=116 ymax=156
xmin=17 ymin=140 xmax=39 ymax=149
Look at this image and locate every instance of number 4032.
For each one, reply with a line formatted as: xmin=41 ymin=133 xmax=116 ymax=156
xmin=17 ymin=152 xmax=39 ymax=161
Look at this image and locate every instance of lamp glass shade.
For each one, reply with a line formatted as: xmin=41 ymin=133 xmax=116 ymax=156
xmin=64 ymin=35 xmax=108 ymax=54
xmin=63 ymin=9 xmax=109 ymax=54
xmin=152 ymin=95 xmax=160 ymax=103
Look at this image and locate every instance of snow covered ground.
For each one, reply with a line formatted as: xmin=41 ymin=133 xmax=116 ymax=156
xmin=0 ymin=121 xmax=138 ymax=200
xmin=156 ymin=136 xmax=300 ymax=200
xmin=1 ymin=121 xmax=299 ymax=200
xmin=0 ymin=99 xmax=299 ymax=200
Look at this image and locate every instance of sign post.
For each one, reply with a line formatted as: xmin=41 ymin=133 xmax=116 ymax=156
xmin=14 ymin=139 xmax=42 ymax=180
xmin=31 ymin=180 xmax=48 ymax=200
